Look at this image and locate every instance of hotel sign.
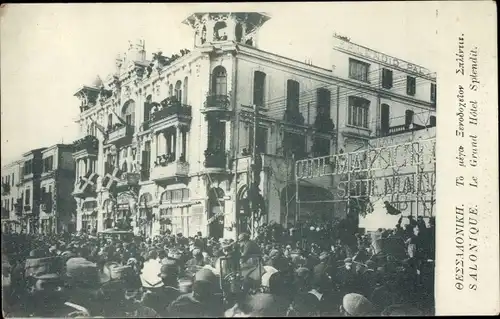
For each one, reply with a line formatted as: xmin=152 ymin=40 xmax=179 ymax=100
xmin=333 ymin=35 xmax=436 ymax=80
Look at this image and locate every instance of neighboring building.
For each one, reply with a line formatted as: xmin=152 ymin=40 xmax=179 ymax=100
xmin=72 ymin=11 xmax=436 ymax=239
xmin=4 ymin=145 xmax=76 ymax=234
xmin=38 ymin=144 xmax=77 ymax=234
xmin=1 ymin=160 xmax=23 ymax=233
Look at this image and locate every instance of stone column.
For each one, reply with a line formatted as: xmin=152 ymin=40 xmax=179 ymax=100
xmin=152 ymin=133 xmax=157 ymax=167
xmin=176 ymin=126 xmax=182 ymax=160
xmin=184 ymin=131 xmax=189 ymax=159
xmin=75 ymin=160 xmax=80 ymax=181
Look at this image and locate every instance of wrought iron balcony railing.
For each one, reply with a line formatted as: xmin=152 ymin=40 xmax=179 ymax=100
xmin=204 ymin=149 xmax=227 ymax=169
xmin=203 ymin=94 xmax=230 ymax=111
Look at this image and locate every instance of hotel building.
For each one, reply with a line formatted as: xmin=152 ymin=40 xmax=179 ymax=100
xmin=71 ymin=11 xmax=436 ymax=239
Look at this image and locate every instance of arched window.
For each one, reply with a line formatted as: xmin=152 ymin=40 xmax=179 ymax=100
xmin=108 ymin=114 xmax=113 ymax=129
xmin=183 ymin=77 xmax=188 ymax=104
xmin=381 ymin=104 xmax=390 ymax=134
xmin=235 ymin=23 xmax=243 ymax=42
xmin=175 ymin=80 xmax=182 ymax=103
xmin=212 ymin=66 xmax=227 ymax=96
xmin=214 ymin=21 xmax=227 ymax=41
xmin=121 ymin=160 xmax=127 ymax=172
xmin=122 ymin=100 xmax=135 ymax=126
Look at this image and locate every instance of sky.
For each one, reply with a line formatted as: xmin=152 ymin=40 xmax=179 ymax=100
xmin=1 ymin=2 xmax=440 ymax=165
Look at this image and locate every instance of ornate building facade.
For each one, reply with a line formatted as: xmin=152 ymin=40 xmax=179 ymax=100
xmin=72 ymin=12 xmax=436 ymax=239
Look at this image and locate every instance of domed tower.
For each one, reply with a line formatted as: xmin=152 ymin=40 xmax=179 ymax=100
xmin=182 ymin=12 xmax=271 ymax=48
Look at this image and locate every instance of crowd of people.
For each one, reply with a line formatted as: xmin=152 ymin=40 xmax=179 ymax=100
xmin=1 ymin=215 xmax=435 ymax=317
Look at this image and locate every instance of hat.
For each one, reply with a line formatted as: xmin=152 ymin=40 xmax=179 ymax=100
xmin=241 ymin=293 xmax=289 ymax=317
xmin=66 ymin=258 xmax=100 ymax=286
xmin=295 ymin=267 xmax=310 ymax=278
xmin=238 ymin=233 xmax=250 ymax=241
xmin=159 ymin=262 xmax=178 ymax=278
xmin=194 ymin=269 xmax=216 ymax=284
xmin=127 ymin=258 xmax=138 ymax=266
xmin=342 ymin=293 xmax=377 ymax=316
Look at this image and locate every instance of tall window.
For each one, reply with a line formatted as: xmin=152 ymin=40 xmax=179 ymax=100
xmin=183 ymin=77 xmax=189 ymax=104
xmin=207 ymin=120 xmax=225 ymax=151
xmin=286 ymin=80 xmax=300 ymax=111
xmin=175 ymin=80 xmax=182 ymax=102
xmin=348 ymin=96 xmax=370 ymax=129
xmin=212 ymin=66 xmax=227 ymax=96
xmin=253 ymin=71 xmax=266 ymax=107
xmin=122 ymin=100 xmax=135 ymax=126
xmin=143 ymin=96 xmax=152 ymax=123
xmin=430 ymin=83 xmax=437 ymax=104
xmin=248 ymin=126 xmax=268 ymax=154
xmin=405 ymin=110 xmax=415 ymax=127
xmin=142 ymin=141 xmax=151 ymax=181
xmin=169 ymin=84 xmax=174 ymax=97
xmin=406 ymin=76 xmax=416 ymax=96
xmin=382 ymin=68 xmax=393 ymax=89
xmin=312 ymin=137 xmax=330 ymax=157
xmin=349 ymin=58 xmax=370 ymax=82
xmin=25 ymin=189 xmax=30 ymax=205
xmin=24 ymin=160 xmax=33 ymax=175
xmin=43 ymin=156 xmax=54 ymax=173
xmin=430 ymin=115 xmax=436 ymax=127
xmin=108 ymin=113 xmax=113 ymax=128
xmin=316 ymin=88 xmax=331 ymax=117
xmin=381 ymin=104 xmax=390 ymax=134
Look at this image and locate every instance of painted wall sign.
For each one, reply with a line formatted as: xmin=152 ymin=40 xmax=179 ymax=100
xmin=332 ymin=35 xmax=436 ymax=80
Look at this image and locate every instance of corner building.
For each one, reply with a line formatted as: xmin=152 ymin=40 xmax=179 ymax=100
xmin=72 ymin=12 xmax=436 ymax=239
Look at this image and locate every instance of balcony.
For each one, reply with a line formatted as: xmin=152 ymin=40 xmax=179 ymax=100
xmin=116 ymin=172 xmax=141 ymax=192
xmin=147 ymin=99 xmax=192 ymax=132
xmin=40 ymin=202 xmax=52 ymax=213
xmin=202 ymin=94 xmax=232 ymax=119
xmin=151 ymin=161 xmax=189 ymax=184
xmin=382 ymin=123 xmax=428 ymax=137
xmin=314 ymin=116 xmax=335 ymax=135
xmin=106 ymin=124 xmax=135 ymax=145
xmin=235 ymin=152 xmax=274 ymax=173
xmin=72 ymin=177 xmax=98 ymax=199
xmin=203 ymin=149 xmax=228 ymax=173
xmin=72 ymin=135 xmax=99 ymax=160
xmin=1 ymin=182 xmax=10 ymax=195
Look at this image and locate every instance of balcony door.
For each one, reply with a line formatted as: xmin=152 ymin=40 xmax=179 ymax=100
xmin=381 ymin=104 xmax=390 ymax=135
xmin=211 ymin=66 xmax=227 ymax=96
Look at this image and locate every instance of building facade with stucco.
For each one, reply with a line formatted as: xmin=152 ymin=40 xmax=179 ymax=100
xmin=71 ymin=12 xmax=436 ymax=239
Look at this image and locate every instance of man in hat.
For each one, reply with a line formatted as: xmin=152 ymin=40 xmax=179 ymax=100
xmin=140 ymin=250 xmax=164 ymax=290
xmin=341 ymin=293 xmax=378 ymax=316
xmin=167 ymin=269 xmax=223 ymax=317
xmin=238 ymin=232 xmax=260 ymax=264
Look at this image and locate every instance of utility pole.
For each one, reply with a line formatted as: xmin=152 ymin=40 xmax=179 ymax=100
xmin=250 ymin=104 xmax=261 ymax=238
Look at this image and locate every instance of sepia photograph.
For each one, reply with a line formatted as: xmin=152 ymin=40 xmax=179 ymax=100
xmin=1 ymin=2 xmax=497 ymax=317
